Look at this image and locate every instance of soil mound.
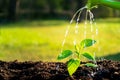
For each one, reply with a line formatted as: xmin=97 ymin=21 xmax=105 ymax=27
xmin=0 ymin=60 xmax=119 ymax=80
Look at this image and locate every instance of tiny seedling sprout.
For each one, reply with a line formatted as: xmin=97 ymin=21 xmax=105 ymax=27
xmin=57 ymin=39 xmax=97 ymax=76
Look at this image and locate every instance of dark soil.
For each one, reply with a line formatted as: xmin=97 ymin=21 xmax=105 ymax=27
xmin=0 ymin=60 xmax=120 ymax=80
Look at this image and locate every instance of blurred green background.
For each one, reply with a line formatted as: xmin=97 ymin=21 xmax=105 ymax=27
xmin=0 ymin=0 xmax=120 ymax=61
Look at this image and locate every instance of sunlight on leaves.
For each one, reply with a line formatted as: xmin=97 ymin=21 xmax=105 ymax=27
xmin=67 ymin=59 xmax=80 ymax=76
xmin=57 ymin=50 xmax=73 ymax=60
xmin=80 ymin=39 xmax=96 ymax=48
xmin=82 ymin=52 xmax=95 ymax=61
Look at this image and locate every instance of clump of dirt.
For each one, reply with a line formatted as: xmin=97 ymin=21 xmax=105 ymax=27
xmin=0 ymin=60 xmax=119 ymax=80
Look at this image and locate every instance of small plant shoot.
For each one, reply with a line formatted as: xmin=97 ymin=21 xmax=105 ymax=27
xmin=57 ymin=39 xmax=97 ymax=76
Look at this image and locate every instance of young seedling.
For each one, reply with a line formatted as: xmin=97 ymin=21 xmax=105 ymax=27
xmin=57 ymin=39 xmax=97 ymax=76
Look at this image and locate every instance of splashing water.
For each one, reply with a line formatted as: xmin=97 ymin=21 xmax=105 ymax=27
xmin=61 ymin=6 xmax=100 ymax=55
xmin=61 ymin=25 xmax=70 ymax=52
xmin=61 ymin=6 xmax=86 ymax=52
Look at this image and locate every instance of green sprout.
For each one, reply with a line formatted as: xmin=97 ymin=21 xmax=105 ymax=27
xmin=57 ymin=39 xmax=97 ymax=76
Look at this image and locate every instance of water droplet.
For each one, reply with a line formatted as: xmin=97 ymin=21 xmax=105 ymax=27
xmin=77 ymin=19 xmax=79 ymax=22
xmin=70 ymin=20 xmax=73 ymax=24
xmin=96 ymin=29 xmax=98 ymax=35
xmin=73 ymin=40 xmax=76 ymax=46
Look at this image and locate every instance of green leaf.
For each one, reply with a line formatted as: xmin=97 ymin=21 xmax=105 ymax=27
xmin=85 ymin=63 xmax=98 ymax=67
xmin=80 ymin=39 xmax=96 ymax=48
xmin=57 ymin=50 xmax=72 ymax=60
xmin=82 ymin=52 xmax=95 ymax=61
xmin=67 ymin=59 xmax=80 ymax=76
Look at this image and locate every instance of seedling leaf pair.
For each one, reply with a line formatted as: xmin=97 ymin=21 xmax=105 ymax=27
xmin=57 ymin=39 xmax=97 ymax=76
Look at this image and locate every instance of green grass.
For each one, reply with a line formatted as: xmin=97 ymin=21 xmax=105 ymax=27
xmin=0 ymin=18 xmax=120 ymax=61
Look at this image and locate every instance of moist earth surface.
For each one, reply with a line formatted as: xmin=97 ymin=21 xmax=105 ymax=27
xmin=0 ymin=60 xmax=120 ymax=80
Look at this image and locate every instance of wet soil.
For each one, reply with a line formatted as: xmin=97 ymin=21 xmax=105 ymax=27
xmin=0 ymin=60 xmax=119 ymax=80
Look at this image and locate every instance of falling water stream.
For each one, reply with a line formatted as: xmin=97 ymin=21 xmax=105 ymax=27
xmin=61 ymin=6 xmax=100 ymax=59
